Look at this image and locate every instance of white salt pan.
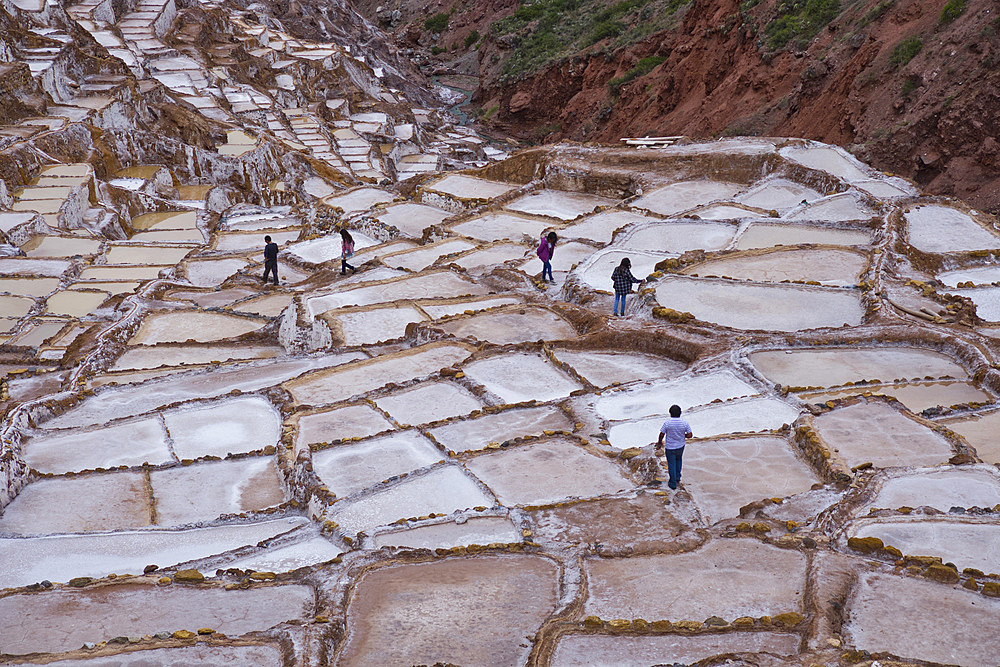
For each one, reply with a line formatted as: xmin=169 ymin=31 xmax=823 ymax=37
xmin=462 ymin=352 xmax=582 ymax=404
xmin=313 ymin=431 xmax=443 ymax=497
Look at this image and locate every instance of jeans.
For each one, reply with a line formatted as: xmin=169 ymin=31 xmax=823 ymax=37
xmin=542 ymin=260 xmax=553 ymax=281
xmin=613 ymin=292 xmax=626 ymax=315
xmin=664 ymin=446 xmax=684 ymax=488
xmin=341 ymin=258 xmax=355 ymax=274
xmin=262 ymin=259 xmax=278 ymax=285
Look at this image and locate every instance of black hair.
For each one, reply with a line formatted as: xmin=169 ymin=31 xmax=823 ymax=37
xmin=264 ymin=235 xmax=272 ymax=242
xmin=619 ymin=257 xmax=631 ymax=269
xmin=669 ymin=404 xmax=681 ymax=417
xmin=340 ymin=229 xmax=353 ymax=242
xmin=546 ymin=231 xmax=558 ymax=244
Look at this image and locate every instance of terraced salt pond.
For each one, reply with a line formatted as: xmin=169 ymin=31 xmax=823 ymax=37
xmin=630 ymin=180 xmax=743 ymax=216
xmin=462 ymin=352 xmax=583 ymax=404
xmin=655 ymin=277 xmax=864 ymax=331
xmin=905 ymin=204 xmax=1000 ymax=253
xmin=749 ymin=346 xmax=968 ymax=388
xmin=735 ymin=222 xmax=871 ymax=249
xmin=614 ymin=220 xmax=738 ymax=254
xmin=128 ymin=310 xmax=267 ymax=344
xmin=434 ymin=306 xmax=577 ymax=344
xmin=313 ymin=431 xmax=443 ymax=497
xmin=505 ymin=189 xmax=616 ymax=220
xmin=940 ymin=409 xmax=1000 ymax=463
xmin=682 ymin=247 xmax=866 ymax=285
xmin=450 ymin=212 xmax=550 ymax=242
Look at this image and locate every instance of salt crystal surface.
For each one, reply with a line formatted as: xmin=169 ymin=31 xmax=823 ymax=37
xmin=295 ymin=404 xmax=395 ymax=449
xmin=561 ymin=210 xmax=658 ymax=244
xmin=218 ymin=535 xmax=344 ymax=572
xmin=307 ymin=272 xmax=486 ymax=313
xmin=426 ymin=173 xmax=515 ymax=200
xmin=429 ymin=406 xmax=573 ymax=453
xmin=466 ymin=439 xmax=632 ymax=506
xmin=799 ymin=379 xmax=989 ymax=413
xmin=215 ymin=230 xmax=299 ymax=252
xmin=450 ymin=212 xmax=550 ymax=242
xmin=937 ymin=265 xmax=1000 ymax=287
xmin=372 ymin=516 xmax=520 ymax=549
xmin=779 ymin=145 xmax=869 ymax=182
xmin=0 ymin=258 xmax=71 ymax=276
xmin=323 ymin=187 xmax=393 ymax=213
xmin=104 ymin=245 xmax=193 ymax=265
xmin=906 ymin=204 xmax=1000 ymax=253
xmin=850 ymin=520 xmax=1000 ymax=573
xmin=787 ymin=193 xmax=873 ymax=222
xmin=684 ymin=247 xmax=866 ymax=286
xmin=286 ymin=230 xmax=378 ymax=264
xmin=867 ymin=466 xmax=1000 ymax=511
xmin=39 ymin=645 xmax=285 ymax=666
xmin=129 ymin=310 xmax=266 ymax=345
xmin=939 ymin=409 xmax=1000 ymax=464
xmin=383 ymin=239 xmax=476 ymax=271
xmin=845 ymin=572 xmax=1000 ymax=666
xmin=736 ymin=177 xmax=823 ymax=212
xmin=505 ymin=189 xmax=616 ymax=220
xmin=436 ymin=307 xmax=578 ymax=345
xmin=683 ymin=436 xmax=819 ymax=523
xmin=517 ymin=240 xmax=597 ymax=272
xmin=631 ymin=180 xmax=743 ymax=216
xmin=328 ymin=466 xmax=493 ymax=534
xmin=451 ymin=243 xmax=529 ymax=270
xmin=946 ymin=285 xmax=1000 ymax=321
xmin=150 ymin=458 xmax=285 ymax=526
xmin=43 ymin=353 xmax=364 ymax=429
xmin=110 ymin=345 xmax=279 ymax=371
xmin=551 ymin=349 xmax=686 ymax=387
xmin=375 ymin=380 xmax=483 ymax=426
xmin=462 ymin=352 xmax=582 ymax=404
xmin=584 ymin=540 xmax=806 ymax=620
xmin=595 ymin=370 xmax=760 ymax=421
xmin=374 ymin=202 xmax=452 ymax=237
xmin=573 ymin=249 xmax=667 ymax=292
xmin=0 ymin=583 xmax=314 ymax=655
xmin=551 ymin=633 xmax=801 ymax=667
xmin=615 ymin=220 xmax=738 ymax=254
xmin=313 ymin=431 xmax=444 ymax=497
xmin=0 ymin=518 xmax=307 ymax=589
xmin=330 ymin=304 xmax=427 ymax=345
xmin=230 ymin=292 xmax=294 ymax=317
xmin=184 ymin=258 xmax=249 ymax=287
xmin=163 ymin=395 xmax=281 ymax=459
xmin=0 ymin=473 xmax=151 ymax=535
xmin=655 ymin=276 xmax=864 ymax=331
xmin=735 ymin=222 xmax=871 ymax=249
xmin=23 ymin=417 xmax=172 ymax=475
xmin=419 ymin=296 xmax=522 ymax=319
xmin=749 ymin=346 xmax=967 ymax=387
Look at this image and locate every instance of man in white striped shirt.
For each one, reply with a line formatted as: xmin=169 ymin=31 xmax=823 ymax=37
xmin=655 ymin=404 xmax=693 ymax=490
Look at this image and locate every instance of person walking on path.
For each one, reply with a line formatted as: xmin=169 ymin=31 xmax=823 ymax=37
xmin=262 ymin=235 xmax=279 ymax=285
xmin=611 ymin=257 xmax=642 ymax=316
xmin=536 ymin=231 xmax=558 ymax=283
xmin=340 ymin=228 xmax=357 ymax=275
xmin=655 ymin=404 xmax=693 ymax=490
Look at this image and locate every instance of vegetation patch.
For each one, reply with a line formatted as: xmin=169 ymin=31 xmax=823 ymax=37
xmin=608 ymin=55 xmax=666 ymax=96
xmin=425 ymin=12 xmax=450 ymax=33
xmin=491 ymin=0 xmax=690 ymax=80
xmin=889 ymin=36 xmax=922 ymax=66
xmin=764 ymin=0 xmax=841 ymax=50
xmin=938 ymin=0 xmax=967 ymax=24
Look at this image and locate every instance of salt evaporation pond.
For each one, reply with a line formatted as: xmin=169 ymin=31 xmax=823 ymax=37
xmin=35 ymin=645 xmax=284 ymax=665
xmin=799 ymin=379 xmax=990 ymax=413
xmin=184 ymin=258 xmax=249 ymax=287
xmin=112 ymin=344 xmax=281 ymax=370
xmin=584 ymin=540 xmax=806 ymax=620
xmin=505 ymin=189 xmax=616 ymax=220
xmin=295 ymin=403 xmax=395 ymax=449
xmin=328 ymin=465 xmax=492 ymax=535
xmin=551 ymin=349 xmax=685 ymax=387
xmin=551 ymin=633 xmax=800 ymax=667
xmin=561 ymin=210 xmax=659 ymax=244
xmin=129 ymin=310 xmax=267 ymax=344
xmin=905 ymin=204 xmax=1000 ymax=253
xmin=425 ymin=173 xmax=516 ymax=200
xmin=162 ymin=395 xmax=281 ymax=459
xmin=945 ymin=285 xmax=1000 ymax=321
xmin=373 ymin=202 xmax=452 ymax=237
xmin=429 ymin=405 xmax=573 ymax=453
xmin=787 ymin=193 xmax=872 ymax=221
xmin=850 ymin=520 xmax=1000 ymax=574
xmin=655 ymin=276 xmax=864 ymax=331
xmin=436 ymin=306 xmax=577 ymax=344
xmin=328 ymin=304 xmax=427 ymax=345
xmin=845 ymin=572 xmax=1000 ymax=666
xmin=382 ymin=238 xmax=476 ymax=271
xmin=466 ymin=438 xmax=632 ymax=506
xmin=0 ymin=583 xmax=314 ymax=655
xmin=374 ymin=380 xmax=483 ymax=425
xmin=286 ymin=230 xmax=378 ymax=264
xmin=630 ymin=180 xmax=743 ymax=216
xmin=811 ymin=402 xmax=954 ymax=468
xmin=323 ymin=187 xmax=393 ymax=213
xmin=779 ymin=145 xmax=869 ymax=182
xmin=735 ymin=222 xmax=871 ymax=249
xmin=452 ymin=243 xmax=529 ymax=270
xmin=306 ymin=271 xmax=486 ymax=313
xmin=371 ymin=516 xmax=521 ymax=550
xmin=312 ymin=431 xmax=443 ymax=497
xmin=450 ymin=212 xmax=550 ymax=242
xmin=749 ymin=346 xmax=967 ymax=388
xmin=736 ymin=177 xmax=823 ymax=212
xmin=680 ymin=435 xmax=819 ymax=523
xmin=0 ymin=517 xmax=308 ymax=589
xmin=937 ymin=264 xmax=1000 ymax=287
xmin=595 ymin=370 xmax=760 ymax=422
xmin=940 ymin=409 xmax=1000 ymax=464
xmin=866 ymin=466 xmax=1000 ymax=511
xmin=462 ymin=352 xmax=582 ymax=404
xmin=683 ymin=248 xmax=866 ymax=285
xmin=23 ymin=417 xmax=172 ymax=474
xmin=574 ymin=249 xmax=666 ymax=291
xmin=217 ymin=535 xmax=344 ymax=573
xmin=615 ymin=221 xmax=738 ymax=254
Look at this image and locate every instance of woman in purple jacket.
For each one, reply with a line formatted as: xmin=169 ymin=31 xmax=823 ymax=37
xmin=536 ymin=231 xmax=557 ymax=282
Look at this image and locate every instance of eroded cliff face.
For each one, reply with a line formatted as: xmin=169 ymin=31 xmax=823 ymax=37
xmin=368 ymin=0 xmax=1000 ymax=214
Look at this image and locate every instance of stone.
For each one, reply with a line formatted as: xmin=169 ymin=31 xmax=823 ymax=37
xmin=69 ymin=576 xmax=94 ymax=587
xmin=773 ymin=611 xmax=805 ymax=627
xmin=172 ymin=629 xmax=196 ymax=639
xmin=174 ymin=569 xmax=205 ymax=583
xmin=981 ymin=582 xmax=1000 ymax=597
xmin=847 ymin=536 xmax=884 ymax=554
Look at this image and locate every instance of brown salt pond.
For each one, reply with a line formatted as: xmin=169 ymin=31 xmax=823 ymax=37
xmin=811 ymin=401 xmax=954 ymax=469
xmin=77 ymin=265 xmax=163 ymax=281
xmin=337 ymin=556 xmax=558 ymax=667
xmin=45 ymin=289 xmax=109 ymax=316
xmin=129 ymin=210 xmax=198 ymax=231
xmin=681 ymin=435 xmax=820 ymax=523
xmin=550 ymin=632 xmax=801 ymax=667
xmin=111 ymin=344 xmax=281 ymax=370
xmin=940 ymin=409 xmax=1000 ymax=463
xmin=844 ymin=572 xmax=1000 ymax=666
xmin=0 ymin=583 xmax=313 ymax=655
xmin=0 ymin=294 xmax=37 ymax=318
xmin=22 ymin=645 xmax=285 ymax=666
xmin=584 ymin=539 xmax=806 ymax=621
xmin=128 ymin=311 xmax=267 ymax=345
xmin=22 ymin=235 xmax=102 ymax=257
xmin=229 ymin=292 xmax=293 ymax=317
xmin=749 ymin=346 xmax=968 ymax=388
xmin=149 ymin=458 xmax=285 ymax=525
xmin=0 ymin=277 xmax=60 ymax=297
xmin=435 ymin=306 xmax=578 ymax=344
xmin=465 ymin=438 xmax=633 ymax=506
xmin=682 ymin=247 xmax=867 ymax=286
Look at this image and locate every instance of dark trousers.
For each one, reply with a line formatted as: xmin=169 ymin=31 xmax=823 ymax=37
xmin=665 ymin=446 xmax=684 ymax=488
xmin=262 ymin=259 xmax=278 ymax=284
xmin=542 ymin=260 xmax=553 ymax=281
xmin=341 ymin=258 xmax=355 ymax=274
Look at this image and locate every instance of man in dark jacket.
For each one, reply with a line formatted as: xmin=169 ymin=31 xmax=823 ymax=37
xmin=262 ymin=235 xmax=279 ymax=285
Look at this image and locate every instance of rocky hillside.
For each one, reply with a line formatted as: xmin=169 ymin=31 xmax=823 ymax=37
xmin=356 ymin=0 xmax=1000 ymax=214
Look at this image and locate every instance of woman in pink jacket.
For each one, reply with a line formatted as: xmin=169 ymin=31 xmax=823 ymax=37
xmin=536 ymin=231 xmax=557 ymax=283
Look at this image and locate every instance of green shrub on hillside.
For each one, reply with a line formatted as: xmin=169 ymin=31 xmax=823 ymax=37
xmin=425 ymin=12 xmax=450 ymax=33
xmin=764 ymin=0 xmax=840 ymax=49
xmin=607 ymin=55 xmax=666 ymax=95
xmin=889 ymin=36 xmax=922 ymax=66
xmin=939 ymin=0 xmax=967 ymax=24
xmin=465 ymin=30 xmax=480 ymax=48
